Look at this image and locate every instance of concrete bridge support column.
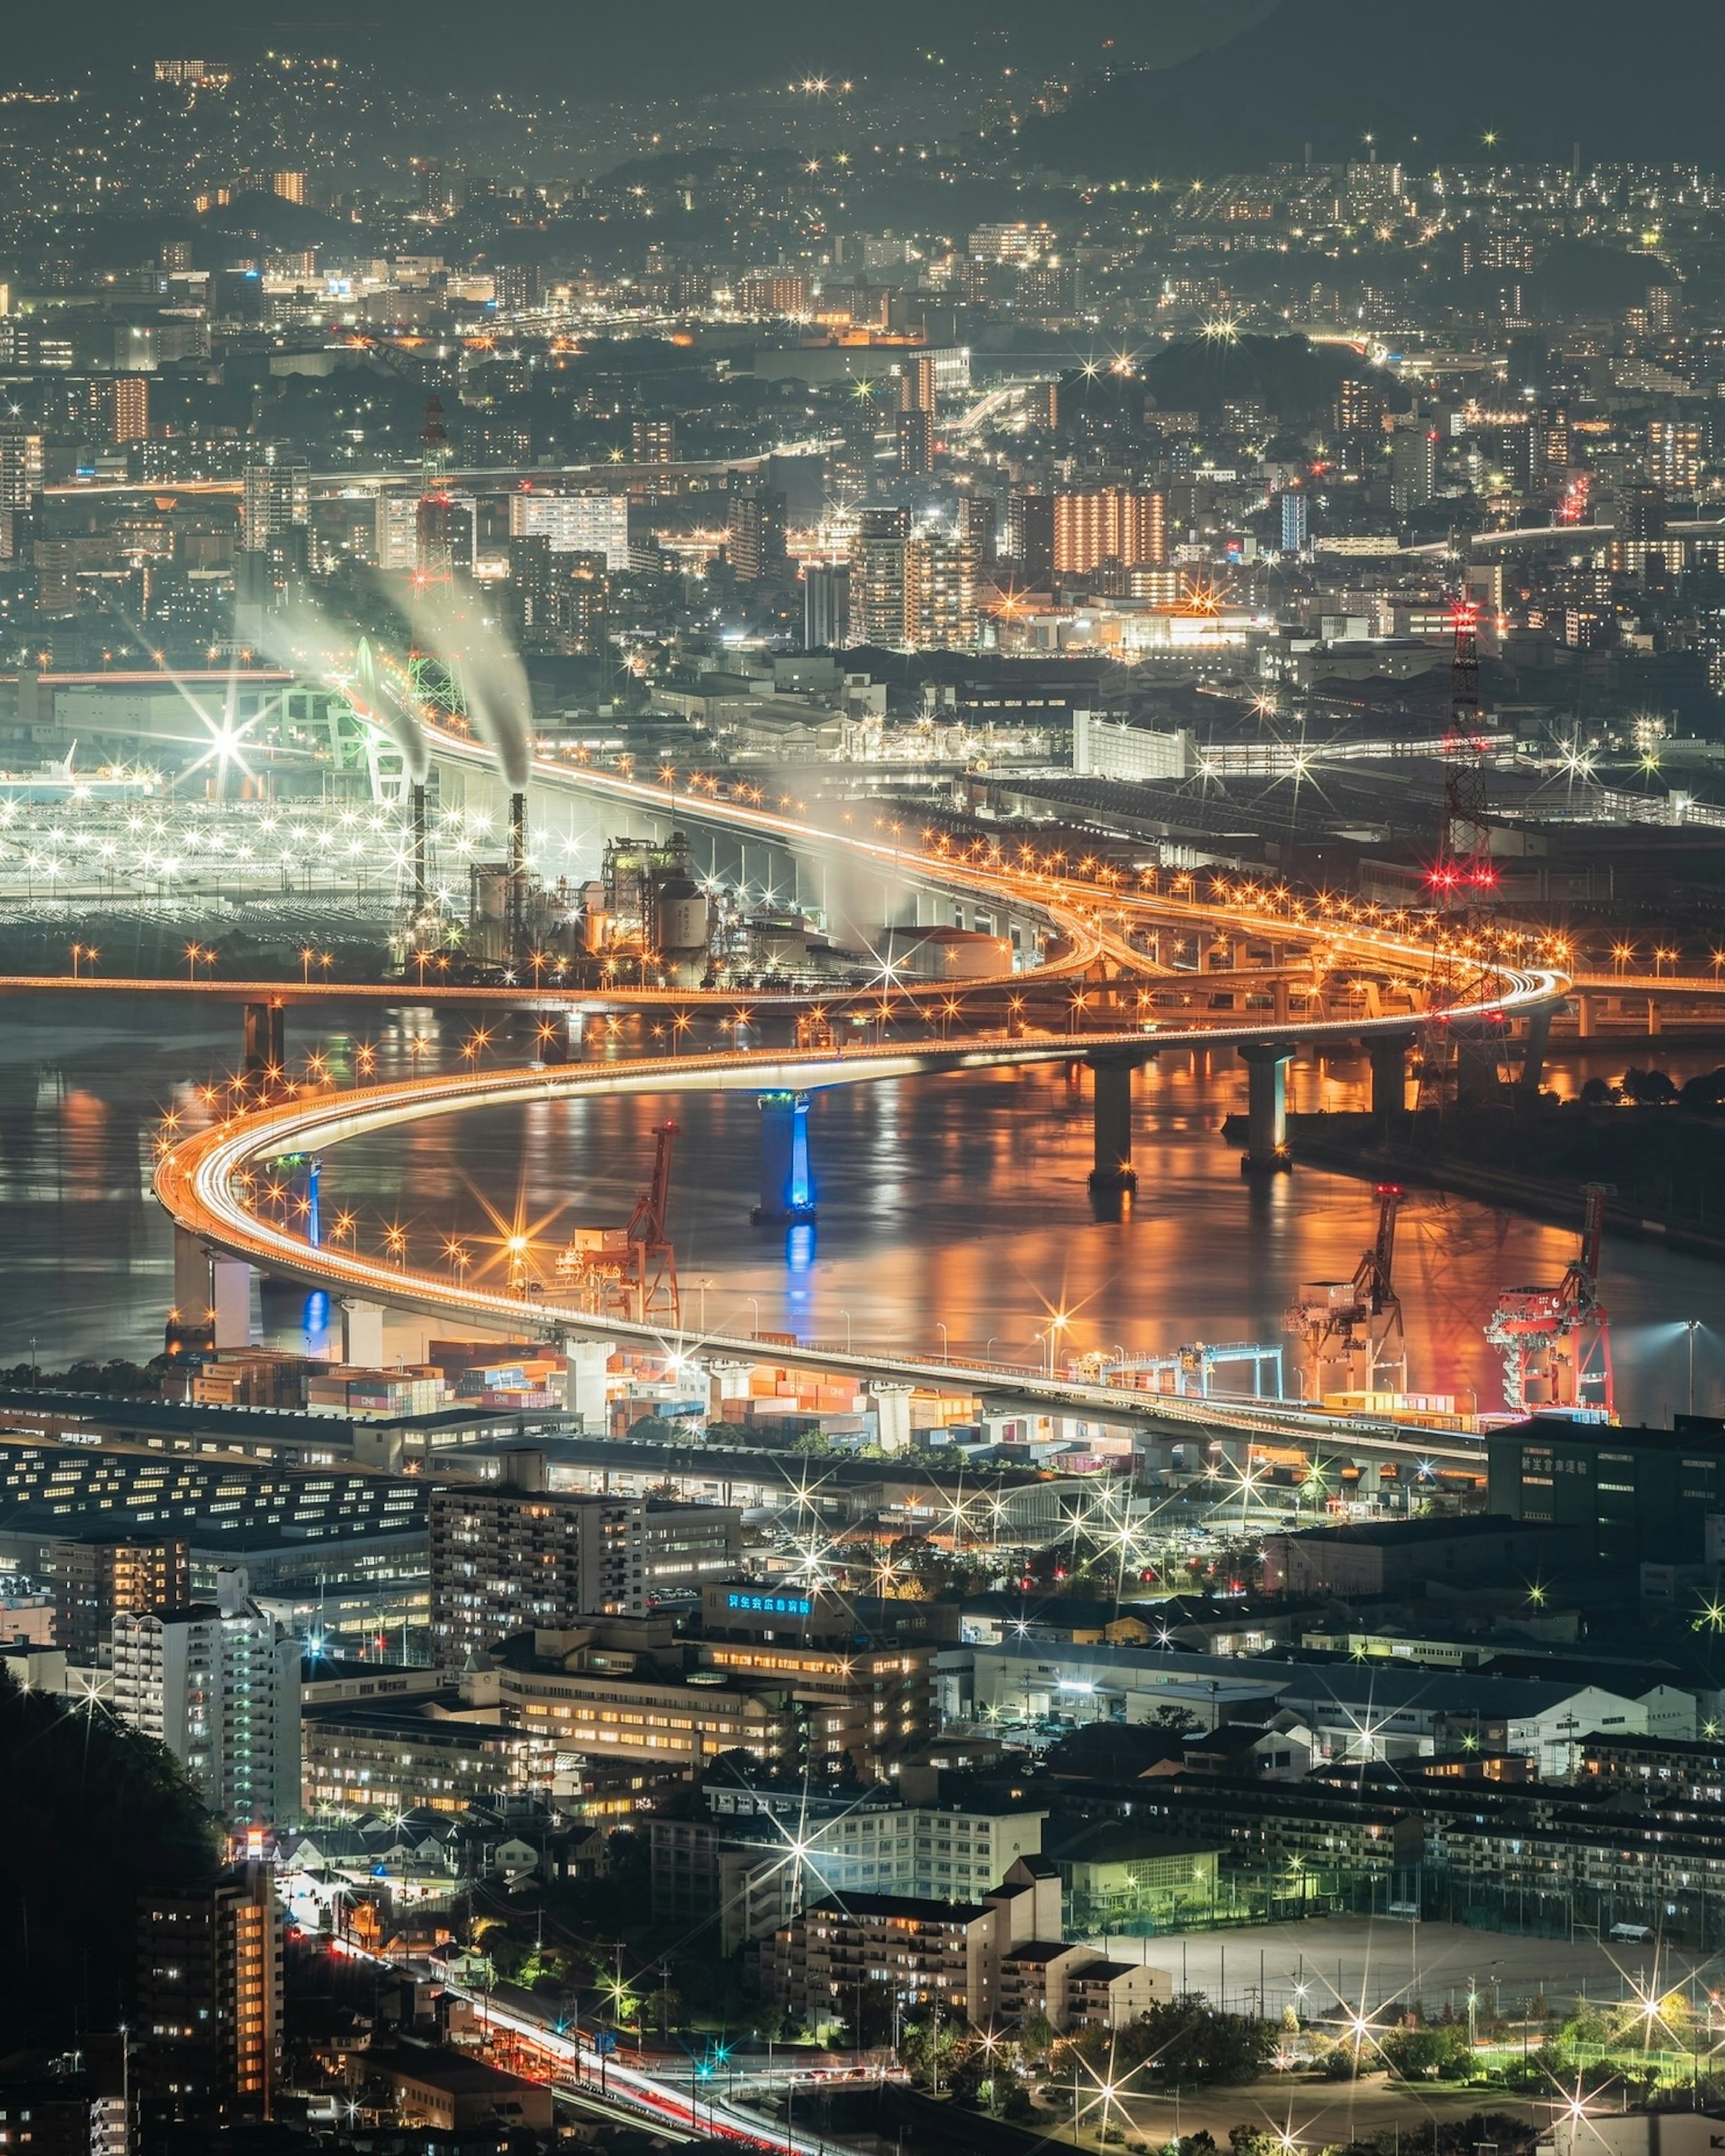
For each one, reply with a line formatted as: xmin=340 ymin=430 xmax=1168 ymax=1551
xmin=173 ymin=1227 xmax=211 ymax=1327
xmin=1368 ymin=1033 xmax=1417 ymax=1120
xmin=1518 ymin=1005 xmax=1553 ymax=1095
xmin=1577 ymin=992 xmax=1595 ymax=1040
xmin=870 ymin=1382 xmax=915 ymax=1455
xmin=212 ymin=1258 xmax=254 ymax=1350
xmin=1273 ymin=978 xmax=1291 ymax=1025
xmin=1086 ymin=1053 xmax=1140 ymax=1192
xmin=340 ymin=1299 xmax=384 ymax=1366
xmin=752 ymin=1091 xmax=817 ymax=1225
xmin=563 ymin=1337 xmax=615 ymax=1432
xmin=1239 ymin=1042 xmax=1295 ymax=1173
xmin=242 ymin=999 xmax=286 ymax=1083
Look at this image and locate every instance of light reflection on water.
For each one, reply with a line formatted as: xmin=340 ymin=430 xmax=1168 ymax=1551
xmin=0 ymin=994 xmax=1719 ymax=1427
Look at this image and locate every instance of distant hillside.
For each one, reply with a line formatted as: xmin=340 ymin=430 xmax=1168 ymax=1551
xmin=1024 ymin=0 xmax=1725 ymax=174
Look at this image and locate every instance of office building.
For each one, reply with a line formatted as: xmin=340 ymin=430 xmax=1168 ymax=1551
xmin=1485 ymin=1416 xmax=1725 ymax=1567
xmin=111 ymin=1567 xmax=301 ymax=1828
xmin=429 ymin=1471 xmax=647 ymax=1665
xmin=507 ymin=489 xmax=631 ymax=570
xmin=53 ymin=1534 xmax=189 ymax=1662
xmin=1052 ymin=488 xmax=1167 ymax=576
xmin=1007 ymin=491 xmax=1054 ymax=581
xmin=801 ymin=563 xmax=849 ymax=650
xmin=136 ymin=1865 xmax=282 ymax=2108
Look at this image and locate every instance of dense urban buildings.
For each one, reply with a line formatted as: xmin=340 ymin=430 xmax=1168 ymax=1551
xmin=9 ymin=6 xmax=1725 ymax=2155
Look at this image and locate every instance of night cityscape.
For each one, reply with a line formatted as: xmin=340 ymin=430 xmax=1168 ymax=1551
xmin=14 ymin=7 xmax=1725 ymax=2156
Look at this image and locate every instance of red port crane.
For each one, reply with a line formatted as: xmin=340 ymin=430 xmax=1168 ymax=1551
xmin=1285 ymin=1182 xmax=1407 ymax=1401
xmin=1485 ymin=1181 xmax=1615 ymax=1419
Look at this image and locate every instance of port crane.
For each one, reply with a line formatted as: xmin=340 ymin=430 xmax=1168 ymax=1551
xmin=1485 ymin=1181 xmax=1615 ymax=1419
xmin=554 ymin=1120 xmax=681 ymax=1328
xmin=1285 ymin=1182 xmax=1407 ymax=1402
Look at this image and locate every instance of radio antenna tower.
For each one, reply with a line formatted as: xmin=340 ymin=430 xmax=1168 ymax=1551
xmin=1432 ymin=594 xmax=1497 ymax=908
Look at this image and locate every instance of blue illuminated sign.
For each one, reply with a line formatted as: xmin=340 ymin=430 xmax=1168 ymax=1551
xmin=727 ymin=1591 xmax=812 ymax=1616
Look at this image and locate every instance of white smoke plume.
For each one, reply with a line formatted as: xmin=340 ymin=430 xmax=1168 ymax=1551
xmin=417 ymin=584 xmax=534 ymax=791
xmin=253 ymin=600 xmax=429 ymax=782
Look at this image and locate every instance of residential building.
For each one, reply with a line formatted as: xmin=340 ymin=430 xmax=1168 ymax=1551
xmin=852 ymin=506 xmax=910 ymax=646
xmin=650 ymin=1775 xmax=1048 ymax=1951
xmin=136 ymin=1865 xmax=282 ymax=2108
xmin=727 ymin=483 xmax=787 ymax=583
xmin=52 ymin=1534 xmax=189 ymax=1661
xmin=506 ymin=489 xmax=631 ymax=570
xmin=429 ymin=1475 xmax=647 ymax=1666
xmin=905 ymin=530 xmax=978 ymax=648
xmin=300 ymin=1691 xmax=550 ymax=1816
xmin=111 ymin=1566 xmax=300 ymax=1828
xmin=766 ymin=1855 xmax=1171 ymax=2032
xmin=1051 ymin=488 xmax=1166 ymax=576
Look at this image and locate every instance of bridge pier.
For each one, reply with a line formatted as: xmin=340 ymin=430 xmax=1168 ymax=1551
xmin=1518 ymin=1005 xmax=1552 ymax=1095
xmin=173 ymin=1226 xmax=212 ymax=1329
xmin=870 ymin=1382 xmax=914 ymax=1455
xmin=340 ymin=1299 xmax=384 ymax=1366
xmin=1238 ymin=1042 xmax=1295 ymax=1173
xmin=752 ymin=1091 xmax=817 ymax=1225
xmin=212 ymin=1258 xmax=253 ymax=1350
xmin=1086 ymin=1052 xmax=1140 ymax=1192
xmin=1367 ymin=1032 xmax=1417 ymax=1119
xmin=1577 ymin=992 xmax=1595 ymax=1040
xmin=563 ymin=1337 xmax=614 ymax=1431
xmin=242 ymin=999 xmax=286 ymax=1085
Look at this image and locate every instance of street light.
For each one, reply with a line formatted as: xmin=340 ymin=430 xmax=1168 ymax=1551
xmin=1687 ymin=1319 xmax=1703 ymax=1417
xmin=937 ymin=1321 xmax=949 ymax=1362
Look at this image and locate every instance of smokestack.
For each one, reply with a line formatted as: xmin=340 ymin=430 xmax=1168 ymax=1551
xmin=411 ymin=780 xmax=429 ymax=910
xmin=509 ymin=789 xmax=526 ymax=963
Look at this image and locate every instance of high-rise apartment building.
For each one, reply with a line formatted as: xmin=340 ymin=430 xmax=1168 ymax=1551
xmin=906 ymin=531 xmax=978 ymax=649
xmin=631 ymin=417 xmax=676 ymax=465
xmin=239 ymin=447 xmax=308 ymax=552
xmin=1279 ymin=488 xmax=1308 ymax=556
xmin=507 ymin=488 xmax=631 ymax=569
xmin=735 ymin=273 xmax=810 ymax=317
xmin=1335 ymin=376 xmax=1389 ymax=436
xmin=895 ymin=408 xmax=933 ymax=477
xmin=1646 ymin=418 xmax=1703 ymax=495
xmin=53 ymin=1534 xmax=189 ymax=1663
xmin=851 ymin=506 xmax=911 ymax=646
xmin=1051 ymin=488 xmax=1167 ymax=576
xmin=727 ymin=480 xmax=788 ymax=582
xmin=957 ymin=493 xmax=997 ymax=562
xmin=111 ymin=1567 xmax=300 ymax=1828
xmin=136 ymin=1865 xmax=282 ymax=2108
xmin=429 ymin=1467 xmax=648 ymax=1667
xmin=96 ymin=374 xmax=150 ymax=447
xmin=1389 ymin=428 xmax=1438 ymax=513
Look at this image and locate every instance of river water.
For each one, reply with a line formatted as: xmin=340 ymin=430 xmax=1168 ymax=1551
xmin=0 ymin=994 xmax=1718 ymax=1427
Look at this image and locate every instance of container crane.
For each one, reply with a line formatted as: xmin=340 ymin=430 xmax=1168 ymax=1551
xmin=553 ymin=1120 xmax=682 ymax=1328
xmin=1285 ymin=1182 xmax=1407 ymax=1402
xmin=1485 ymin=1181 xmax=1615 ymax=1420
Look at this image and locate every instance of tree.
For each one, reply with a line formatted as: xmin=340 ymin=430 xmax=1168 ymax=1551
xmin=1621 ymin=1066 xmax=1678 ymax=1106
xmin=1072 ymin=1996 xmax=1277 ymax=2087
xmin=1380 ymin=2023 xmax=1473 ymax=2080
xmin=0 ymin=1673 xmax=218 ymax=2049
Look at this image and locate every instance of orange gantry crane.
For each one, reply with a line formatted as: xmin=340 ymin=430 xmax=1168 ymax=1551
xmin=1285 ymin=1181 xmax=1407 ymax=1402
xmin=1485 ymin=1181 xmax=1615 ymax=1420
xmin=554 ymin=1120 xmax=681 ymax=1328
